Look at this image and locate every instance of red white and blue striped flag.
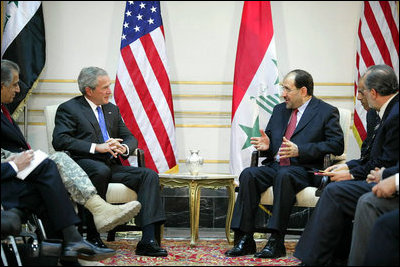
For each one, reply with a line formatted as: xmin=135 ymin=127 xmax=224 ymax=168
xmin=353 ymin=1 xmax=399 ymax=146
xmin=114 ymin=1 xmax=178 ymax=173
xmin=230 ymin=1 xmax=280 ymax=178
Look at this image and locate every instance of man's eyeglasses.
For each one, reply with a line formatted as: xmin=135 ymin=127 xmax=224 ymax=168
xmin=280 ymin=85 xmax=299 ymax=94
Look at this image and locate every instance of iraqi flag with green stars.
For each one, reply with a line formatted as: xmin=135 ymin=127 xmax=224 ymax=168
xmin=230 ymin=1 xmax=280 ymax=180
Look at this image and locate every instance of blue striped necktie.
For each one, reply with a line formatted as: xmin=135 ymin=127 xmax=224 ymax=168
xmin=96 ymin=106 xmax=109 ymax=142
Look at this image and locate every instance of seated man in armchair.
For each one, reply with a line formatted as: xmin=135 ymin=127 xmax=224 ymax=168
xmin=226 ymin=69 xmax=344 ymax=259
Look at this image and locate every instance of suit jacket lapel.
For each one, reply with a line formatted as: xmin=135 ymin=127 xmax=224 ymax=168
xmin=77 ymin=97 xmax=104 ymax=142
xmin=381 ymin=94 xmax=399 ymax=122
xmin=281 ymin=108 xmax=293 ymax=137
xmin=292 ymin=97 xmax=318 ymax=137
xmin=102 ymin=104 xmax=114 ymax=138
xmin=1 ymin=113 xmax=29 ymax=148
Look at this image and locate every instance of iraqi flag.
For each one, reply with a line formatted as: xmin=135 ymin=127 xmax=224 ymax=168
xmin=230 ymin=1 xmax=280 ymax=179
xmin=1 ymin=1 xmax=46 ymax=119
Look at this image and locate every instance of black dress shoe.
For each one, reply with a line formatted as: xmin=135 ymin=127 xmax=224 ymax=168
xmin=87 ymin=236 xmax=108 ymax=249
xmin=136 ymin=239 xmax=168 ymax=257
xmin=62 ymin=239 xmax=115 ymax=261
xmin=225 ymin=234 xmax=256 ymax=257
xmin=254 ymin=236 xmax=286 ymax=258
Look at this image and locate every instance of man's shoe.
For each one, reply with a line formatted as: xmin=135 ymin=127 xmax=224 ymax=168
xmin=254 ymin=236 xmax=286 ymax=258
xmin=84 ymin=195 xmax=142 ymax=233
xmin=225 ymin=234 xmax=256 ymax=257
xmin=87 ymin=236 xmax=109 ymax=249
xmin=62 ymin=239 xmax=115 ymax=261
xmin=135 ymin=239 xmax=168 ymax=257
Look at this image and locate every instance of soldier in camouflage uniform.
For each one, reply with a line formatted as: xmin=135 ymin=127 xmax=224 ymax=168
xmin=1 ymin=148 xmax=141 ymax=233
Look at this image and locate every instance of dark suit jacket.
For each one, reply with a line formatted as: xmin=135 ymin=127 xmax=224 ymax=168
xmin=1 ymin=162 xmax=17 ymax=181
xmin=262 ymin=96 xmax=344 ymax=170
xmin=347 ymin=108 xmax=379 ymax=169
xmin=382 ymin=162 xmax=399 ymax=179
xmin=52 ymin=96 xmax=137 ymax=163
xmin=350 ymin=94 xmax=399 ymax=180
xmin=1 ymin=111 xmax=30 ymax=153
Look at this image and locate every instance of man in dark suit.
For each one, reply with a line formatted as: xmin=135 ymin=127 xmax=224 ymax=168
xmin=52 ymin=66 xmax=167 ymax=257
xmin=1 ymin=59 xmax=115 ymax=262
xmin=225 ymin=69 xmax=344 ymax=258
xmin=294 ymin=64 xmax=399 ymax=266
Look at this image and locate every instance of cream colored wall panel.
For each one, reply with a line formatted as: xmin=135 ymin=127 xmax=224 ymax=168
xmin=161 ymin=1 xmax=242 ymax=82
xmin=34 ymin=83 xmax=81 ymax=93
xmin=171 ymin=84 xmax=233 ymax=95
xmin=176 ymin=127 xmax=231 ymax=161
xmin=313 ymin=86 xmax=354 ymax=97
xmin=271 ymin=1 xmax=362 ymax=82
xmin=173 ymin=99 xmax=232 ymax=113
xmin=42 ymin=2 xmax=125 ymax=80
xmin=23 ymin=95 xmax=75 ymax=111
xmin=175 ymin=117 xmax=230 ymax=126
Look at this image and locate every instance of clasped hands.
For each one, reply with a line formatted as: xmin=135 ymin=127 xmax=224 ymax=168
xmin=250 ymin=129 xmax=299 ymax=159
xmin=95 ymin=138 xmax=126 ymax=158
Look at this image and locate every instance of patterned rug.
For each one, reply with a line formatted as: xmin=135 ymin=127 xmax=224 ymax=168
xmin=100 ymin=239 xmax=301 ymax=266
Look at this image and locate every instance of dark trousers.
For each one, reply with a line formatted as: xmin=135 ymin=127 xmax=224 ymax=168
xmin=231 ymin=162 xmax=313 ymax=234
xmin=1 ymin=159 xmax=80 ymax=234
xmin=294 ymin=180 xmax=374 ymax=265
xmin=364 ymin=209 xmax=399 ymax=266
xmin=76 ymin=158 xmax=166 ymax=230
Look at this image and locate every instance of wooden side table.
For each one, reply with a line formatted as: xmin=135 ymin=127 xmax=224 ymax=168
xmin=158 ymin=173 xmax=237 ymax=247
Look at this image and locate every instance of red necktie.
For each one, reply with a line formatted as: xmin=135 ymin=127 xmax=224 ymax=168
xmin=280 ymin=109 xmax=298 ymax=166
xmin=1 ymin=104 xmax=13 ymax=123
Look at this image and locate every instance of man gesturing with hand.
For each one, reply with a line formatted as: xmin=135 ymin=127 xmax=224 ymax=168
xmin=226 ymin=69 xmax=344 ymax=259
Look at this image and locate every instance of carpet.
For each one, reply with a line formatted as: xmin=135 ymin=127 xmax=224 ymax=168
xmin=100 ymin=239 xmax=301 ymax=266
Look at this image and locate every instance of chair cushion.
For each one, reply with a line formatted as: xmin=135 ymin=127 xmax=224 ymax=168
xmin=106 ymin=183 xmax=137 ymax=203
xmin=259 ymin=186 xmax=319 ymax=208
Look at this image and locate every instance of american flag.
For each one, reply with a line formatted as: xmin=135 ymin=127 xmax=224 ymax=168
xmin=114 ymin=1 xmax=178 ymax=173
xmin=353 ymin=1 xmax=399 ymax=146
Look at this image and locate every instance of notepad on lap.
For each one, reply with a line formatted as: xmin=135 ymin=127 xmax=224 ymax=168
xmin=16 ymin=150 xmax=49 ymax=180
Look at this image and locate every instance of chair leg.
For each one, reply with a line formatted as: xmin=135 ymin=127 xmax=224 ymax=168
xmin=9 ymin=236 xmax=22 ymax=266
xmin=107 ymin=230 xmax=116 ymax=242
xmin=1 ymin=242 xmax=9 ymax=266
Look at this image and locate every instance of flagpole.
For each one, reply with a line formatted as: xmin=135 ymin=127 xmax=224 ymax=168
xmin=24 ymin=105 xmax=28 ymax=138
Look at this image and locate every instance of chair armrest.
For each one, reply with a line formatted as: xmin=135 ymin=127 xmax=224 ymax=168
xmin=315 ymin=175 xmax=330 ymax=197
xmin=250 ymin=151 xmax=259 ymax=167
xmin=315 ymin=154 xmax=335 ymax=197
xmin=134 ymin=148 xmax=145 ymax=168
xmin=250 ymin=150 xmax=269 ymax=167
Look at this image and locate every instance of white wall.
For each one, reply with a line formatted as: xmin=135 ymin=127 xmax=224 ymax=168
xmin=18 ymin=1 xmax=363 ymax=174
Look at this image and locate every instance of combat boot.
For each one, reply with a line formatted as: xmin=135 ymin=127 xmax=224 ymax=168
xmin=84 ymin=195 xmax=141 ymax=233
